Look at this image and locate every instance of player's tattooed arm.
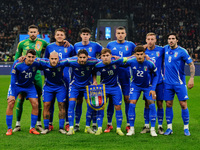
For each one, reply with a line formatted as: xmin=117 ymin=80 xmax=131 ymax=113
xmin=188 ymin=62 xmax=195 ymax=89
xmin=189 ymin=62 xmax=195 ymax=78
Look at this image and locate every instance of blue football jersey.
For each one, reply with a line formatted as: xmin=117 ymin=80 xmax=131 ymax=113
xmin=145 ymin=45 xmax=164 ymax=84
xmin=164 ymin=45 xmax=192 ymax=85
xmin=94 ymin=58 xmax=126 ymax=87
xmin=66 ymin=57 xmax=98 ymax=87
xmin=74 ymin=41 xmax=103 ymax=57
xmin=44 ymin=42 xmax=75 ymax=59
xmin=126 ymin=57 xmax=158 ymax=90
xmin=107 ymin=40 xmax=136 ymax=78
xmin=10 ymin=59 xmax=40 ymax=94
xmin=44 ymin=42 xmax=75 ymax=82
xmin=36 ymin=58 xmax=69 ymax=86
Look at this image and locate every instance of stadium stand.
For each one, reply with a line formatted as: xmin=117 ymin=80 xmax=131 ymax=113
xmin=0 ymin=0 xmax=200 ymax=61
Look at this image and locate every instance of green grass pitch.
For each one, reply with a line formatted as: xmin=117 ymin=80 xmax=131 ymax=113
xmin=0 ymin=75 xmax=200 ymax=150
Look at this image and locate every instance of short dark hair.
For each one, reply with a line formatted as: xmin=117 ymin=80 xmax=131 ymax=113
xmin=55 ymin=28 xmax=66 ymax=35
xmin=28 ymin=25 xmax=38 ymax=30
xmin=26 ymin=49 xmax=36 ymax=55
xmin=134 ymin=45 xmax=145 ymax=53
xmin=116 ymin=26 xmax=126 ymax=30
xmin=167 ymin=32 xmax=179 ymax=40
xmin=80 ymin=27 xmax=91 ymax=34
xmin=101 ymin=48 xmax=111 ymax=55
xmin=77 ymin=49 xmax=88 ymax=57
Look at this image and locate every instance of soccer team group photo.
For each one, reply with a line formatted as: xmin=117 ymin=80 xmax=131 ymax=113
xmin=5 ymin=25 xmax=195 ymax=138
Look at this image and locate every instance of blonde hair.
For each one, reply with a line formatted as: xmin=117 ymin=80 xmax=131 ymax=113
xmin=146 ymin=32 xmax=156 ymax=38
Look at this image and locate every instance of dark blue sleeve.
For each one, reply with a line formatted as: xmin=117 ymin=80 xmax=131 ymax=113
xmin=10 ymin=63 xmax=17 ymax=95
xmin=34 ymin=58 xmax=44 ymax=70
xmin=60 ymin=58 xmax=70 ymax=66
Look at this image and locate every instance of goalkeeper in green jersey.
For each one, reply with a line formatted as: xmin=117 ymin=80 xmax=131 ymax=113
xmin=13 ymin=25 xmax=48 ymax=132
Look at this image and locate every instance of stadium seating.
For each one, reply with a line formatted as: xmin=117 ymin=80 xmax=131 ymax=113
xmin=0 ymin=0 xmax=200 ymax=61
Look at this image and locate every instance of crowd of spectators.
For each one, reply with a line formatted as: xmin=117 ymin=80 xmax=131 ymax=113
xmin=131 ymin=0 xmax=200 ymax=61
xmin=0 ymin=0 xmax=200 ymax=61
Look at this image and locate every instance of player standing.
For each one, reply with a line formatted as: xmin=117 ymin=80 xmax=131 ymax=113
xmin=13 ymin=25 xmax=48 ymax=132
xmin=126 ymin=46 xmax=158 ymax=136
xmin=105 ymin=26 xmax=136 ymax=133
xmin=44 ymin=28 xmax=75 ymax=131
xmin=73 ymin=28 xmax=103 ymax=132
xmin=6 ymin=49 xmax=41 ymax=135
xmin=163 ymin=33 xmax=195 ymax=136
xmin=140 ymin=33 xmax=165 ymax=134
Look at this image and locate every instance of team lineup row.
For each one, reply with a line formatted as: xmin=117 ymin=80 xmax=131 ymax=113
xmin=5 ymin=25 xmax=195 ymax=137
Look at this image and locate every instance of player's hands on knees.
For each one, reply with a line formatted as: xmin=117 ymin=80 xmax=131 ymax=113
xmin=187 ymin=78 xmax=194 ymax=89
xmin=7 ymin=96 xmax=15 ymax=103
xmin=63 ymin=40 xmax=70 ymax=47
xmin=18 ymin=56 xmax=26 ymax=62
xmin=149 ymin=90 xmax=156 ymax=100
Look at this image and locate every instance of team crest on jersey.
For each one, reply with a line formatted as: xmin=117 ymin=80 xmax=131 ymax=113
xmin=125 ymin=46 xmax=128 ymax=51
xmin=64 ymin=48 xmax=68 ymax=53
xmin=112 ymin=65 xmax=116 ymax=69
xmin=156 ymin=52 xmax=160 ymax=57
xmin=113 ymin=47 xmax=117 ymax=50
xmin=75 ymin=68 xmax=79 ymax=71
xmin=174 ymin=52 xmax=178 ymax=57
xmin=32 ymin=67 xmax=36 ymax=72
xmin=144 ymin=66 xmax=147 ymax=71
xmin=133 ymin=66 xmax=136 ymax=69
xmin=89 ymin=47 xmax=92 ymax=52
xmin=35 ymin=41 xmax=42 ymax=51
xmin=102 ymin=69 xmax=106 ymax=72
xmin=57 ymin=67 xmax=61 ymax=72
